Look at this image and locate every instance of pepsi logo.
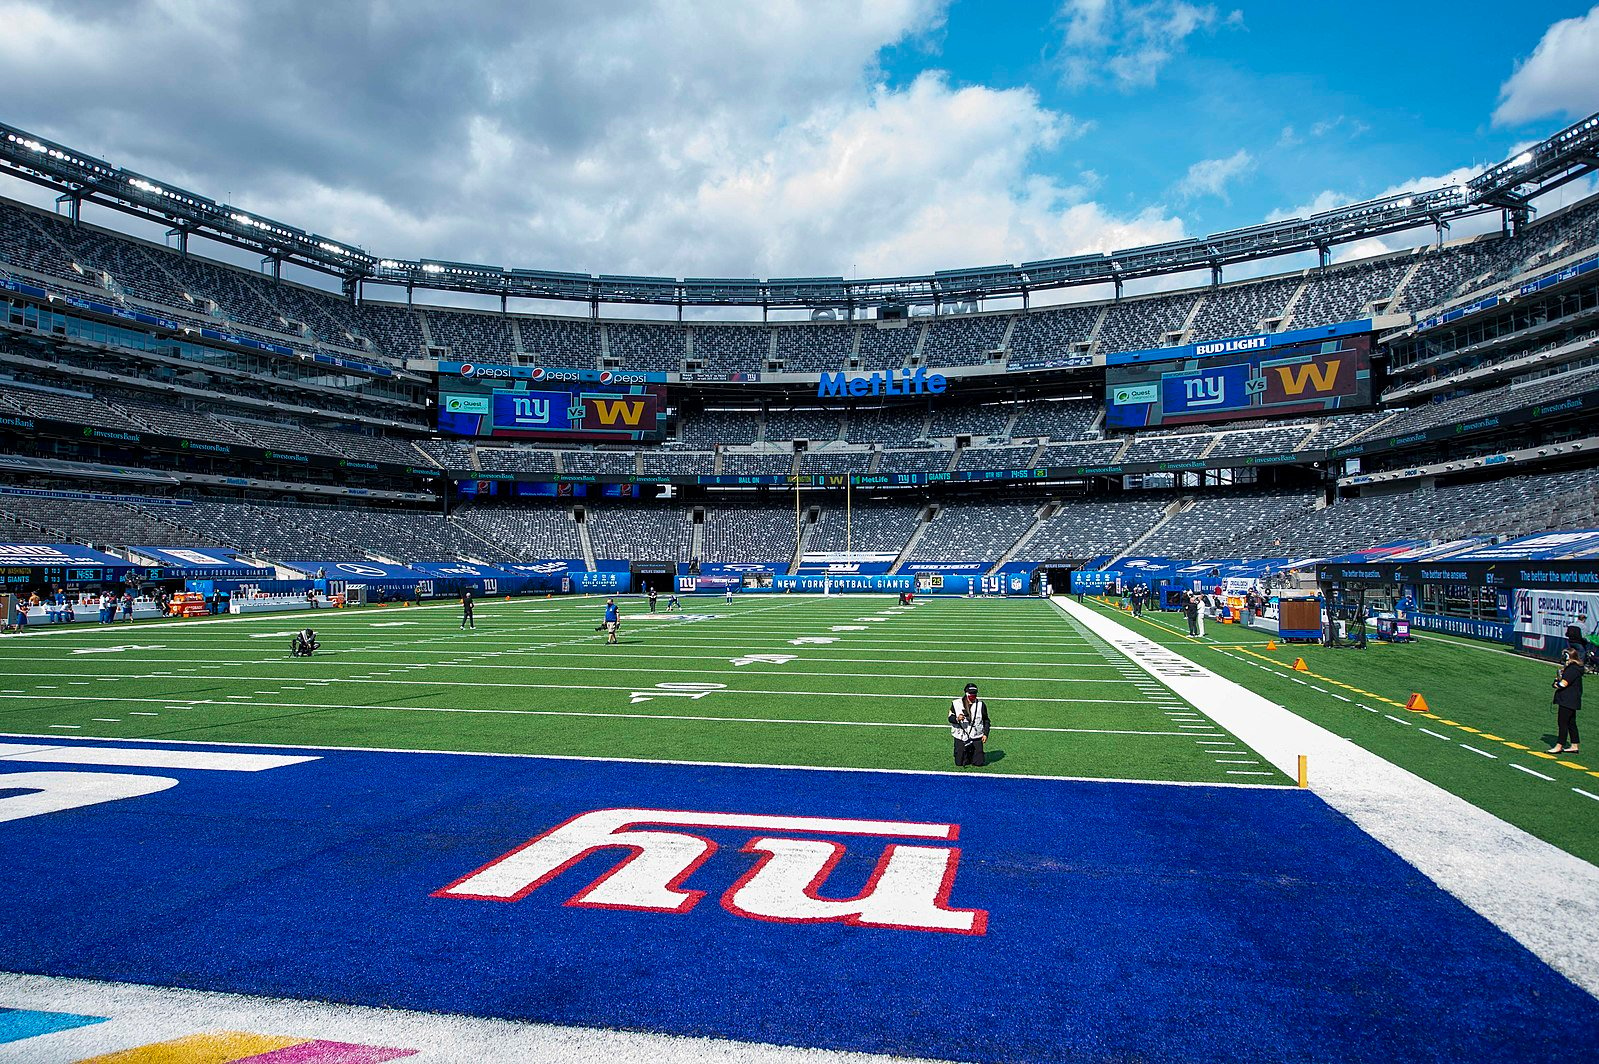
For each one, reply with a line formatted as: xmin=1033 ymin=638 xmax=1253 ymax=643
xmin=459 ymin=363 xmax=476 ymax=377
xmin=531 ymin=367 xmax=547 ymax=380
xmin=598 ymin=370 xmax=614 ymax=384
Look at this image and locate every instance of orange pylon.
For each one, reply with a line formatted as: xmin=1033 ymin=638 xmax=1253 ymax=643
xmin=1405 ymin=693 xmax=1430 ymax=712
xmin=1291 ymin=657 xmax=1309 ymax=672
xmin=1265 ymin=639 xmax=1278 ymax=651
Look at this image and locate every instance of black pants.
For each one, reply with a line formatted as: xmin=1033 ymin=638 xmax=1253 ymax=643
xmin=954 ymin=738 xmax=986 ymax=767
xmin=1558 ymin=705 xmax=1580 ymax=747
xmin=462 ymin=613 xmax=474 ymax=628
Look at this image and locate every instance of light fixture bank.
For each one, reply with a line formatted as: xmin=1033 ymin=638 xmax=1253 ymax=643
xmin=817 ymin=368 xmax=949 ymax=399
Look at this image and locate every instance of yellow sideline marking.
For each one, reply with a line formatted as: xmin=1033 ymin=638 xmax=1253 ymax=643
xmin=1176 ymin=626 xmax=1598 ymax=782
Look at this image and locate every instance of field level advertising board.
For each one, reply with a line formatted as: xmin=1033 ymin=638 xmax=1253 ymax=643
xmin=1106 ymin=333 xmax=1374 ymax=429
xmin=437 ymin=380 xmax=667 ymax=442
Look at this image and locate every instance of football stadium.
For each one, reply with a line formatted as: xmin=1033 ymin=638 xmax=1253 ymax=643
xmin=2 ymin=5 xmax=1599 ymax=1060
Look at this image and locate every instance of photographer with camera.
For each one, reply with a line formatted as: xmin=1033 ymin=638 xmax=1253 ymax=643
xmin=949 ymin=683 xmax=992 ymax=768
xmin=1550 ymin=646 xmax=1583 ymax=755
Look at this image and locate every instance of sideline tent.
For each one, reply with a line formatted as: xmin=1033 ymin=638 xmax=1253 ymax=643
xmin=131 ymin=546 xmax=272 ymax=580
xmin=286 ymin=560 xmax=429 ymax=585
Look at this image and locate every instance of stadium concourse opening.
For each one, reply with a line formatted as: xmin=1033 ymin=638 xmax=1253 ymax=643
xmin=3 ymin=86 xmax=1599 ymax=1062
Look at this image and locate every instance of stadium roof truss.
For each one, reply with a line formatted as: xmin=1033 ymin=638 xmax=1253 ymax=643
xmin=2 ymin=113 xmax=1597 ymax=311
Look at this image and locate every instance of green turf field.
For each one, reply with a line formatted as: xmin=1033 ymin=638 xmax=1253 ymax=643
xmin=1085 ymin=595 xmax=1599 ymax=865
xmin=0 ymin=595 xmax=1286 ymax=786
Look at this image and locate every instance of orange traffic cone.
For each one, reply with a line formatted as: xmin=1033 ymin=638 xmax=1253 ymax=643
xmin=1405 ymin=693 xmax=1430 ymax=712
xmin=1265 ymin=639 xmax=1278 ymax=651
xmin=1291 ymin=658 xmax=1309 ymax=672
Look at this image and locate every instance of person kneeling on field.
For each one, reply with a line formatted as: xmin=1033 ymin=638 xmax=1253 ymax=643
xmin=290 ymin=628 xmax=320 ymax=658
xmin=949 ymin=683 xmax=991 ymax=767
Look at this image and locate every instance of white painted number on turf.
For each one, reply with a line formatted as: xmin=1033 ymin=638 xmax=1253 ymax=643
xmin=789 ymin=637 xmax=838 ymax=645
xmin=730 ymin=654 xmax=797 ymax=667
xmin=69 ymin=645 xmax=166 ymax=655
xmin=629 ymin=681 xmax=727 ymax=705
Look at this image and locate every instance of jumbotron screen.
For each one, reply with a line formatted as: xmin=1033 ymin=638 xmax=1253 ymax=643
xmin=436 ymin=380 xmax=667 ymax=442
xmin=1104 ymin=333 xmax=1374 ymax=430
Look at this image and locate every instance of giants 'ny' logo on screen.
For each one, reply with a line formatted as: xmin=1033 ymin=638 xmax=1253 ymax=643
xmin=433 ymin=807 xmax=988 ymax=935
xmin=1183 ymin=375 xmax=1226 ymax=407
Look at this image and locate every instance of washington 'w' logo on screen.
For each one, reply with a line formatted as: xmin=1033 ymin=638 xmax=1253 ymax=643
xmin=433 ymin=807 xmax=988 ymax=935
xmin=1263 ymin=354 xmax=1356 ymax=403
xmin=1272 ymin=359 xmax=1341 ymax=395
xmin=589 ymin=398 xmax=647 ymax=427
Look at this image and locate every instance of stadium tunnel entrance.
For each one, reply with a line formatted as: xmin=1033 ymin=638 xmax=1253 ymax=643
xmin=1039 ymin=565 xmax=1074 ymax=595
xmin=632 ymin=562 xmax=676 ymax=594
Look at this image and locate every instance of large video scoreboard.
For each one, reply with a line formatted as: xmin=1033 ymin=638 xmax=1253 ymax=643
xmin=437 ymin=379 xmax=667 ymax=443
xmin=1106 ymin=332 xmax=1374 ymax=430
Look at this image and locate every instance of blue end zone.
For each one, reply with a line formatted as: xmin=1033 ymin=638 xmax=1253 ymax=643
xmin=1 ymin=738 xmax=1596 ymax=1062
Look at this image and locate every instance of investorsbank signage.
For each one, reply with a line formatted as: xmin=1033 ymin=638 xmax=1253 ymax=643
xmin=818 ymin=368 xmax=947 ymax=400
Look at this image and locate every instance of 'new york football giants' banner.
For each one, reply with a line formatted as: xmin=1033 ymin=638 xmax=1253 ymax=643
xmin=1106 ymin=332 xmax=1373 ymax=429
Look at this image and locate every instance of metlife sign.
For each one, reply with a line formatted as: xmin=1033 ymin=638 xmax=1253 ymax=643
xmin=818 ymin=368 xmax=948 ymax=400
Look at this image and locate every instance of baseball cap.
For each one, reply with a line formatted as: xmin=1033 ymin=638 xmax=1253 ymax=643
xmin=964 ymin=683 xmax=979 ymax=695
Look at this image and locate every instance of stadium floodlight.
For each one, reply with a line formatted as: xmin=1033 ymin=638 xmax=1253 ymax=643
xmin=1512 ymin=152 xmax=1533 ymax=168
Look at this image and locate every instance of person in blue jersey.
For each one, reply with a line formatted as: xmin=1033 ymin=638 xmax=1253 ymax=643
xmin=599 ymin=598 xmax=620 ymax=645
xmin=725 ymin=584 xmax=735 ymax=605
xmin=666 ymin=592 xmax=681 ymax=611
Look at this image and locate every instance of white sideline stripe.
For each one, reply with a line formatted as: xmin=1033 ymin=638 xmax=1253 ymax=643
xmin=0 ymin=732 xmax=1290 ymax=790
xmin=0 ymin=743 xmax=318 ymax=771
xmin=1512 ymin=764 xmax=1555 ymax=781
xmin=0 ymin=970 xmax=945 ymax=1064
xmin=1055 ymin=596 xmax=1599 ymax=1001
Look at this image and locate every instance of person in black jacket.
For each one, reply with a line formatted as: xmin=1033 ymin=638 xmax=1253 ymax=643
xmin=949 ymin=683 xmax=991 ymax=767
xmin=1550 ymin=646 xmax=1583 ymax=754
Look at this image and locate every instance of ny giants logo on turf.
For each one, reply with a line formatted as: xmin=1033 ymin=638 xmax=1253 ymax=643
xmin=433 ymin=808 xmax=988 ymax=935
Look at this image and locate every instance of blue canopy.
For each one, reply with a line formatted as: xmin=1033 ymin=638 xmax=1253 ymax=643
xmin=287 ymin=560 xmax=429 ymax=584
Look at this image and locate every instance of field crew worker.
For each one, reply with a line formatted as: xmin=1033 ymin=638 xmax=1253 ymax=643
xmin=603 ymin=598 xmax=620 ymax=645
xmin=1549 ymin=646 xmax=1582 ymax=755
xmin=949 ymin=683 xmax=991 ymax=768
xmin=460 ymin=589 xmax=476 ymax=630
xmin=648 ymin=588 xmax=659 ymax=613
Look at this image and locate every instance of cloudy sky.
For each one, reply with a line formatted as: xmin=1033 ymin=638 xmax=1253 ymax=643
xmin=1 ymin=0 xmax=1597 ymax=290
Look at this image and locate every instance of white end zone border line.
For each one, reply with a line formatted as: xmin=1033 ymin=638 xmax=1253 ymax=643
xmin=1055 ymin=596 xmax=1599 ymax=1000
xmin=0 ymin=972 xmax=941 ymax=1064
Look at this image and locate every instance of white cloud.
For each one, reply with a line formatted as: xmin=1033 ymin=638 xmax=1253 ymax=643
xmin=1495 ymin=5 xmax=1599 ymax=126
xmin=1176 ymin=149 xmax=1253 ymax=200
xmin=1057 ymin=0 xmax=1237 ymax=91
xmin=0 ymin=0 xmax=1185 ymax=287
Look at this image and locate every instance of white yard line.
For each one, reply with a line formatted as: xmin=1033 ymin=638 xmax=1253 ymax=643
xmin=0 ymin=732 xmax=1287 ymax=790
xmin=1054 ymin=595 xmax=1599 ymax=1001
xmin=0 ymin=683 xmax=1150 ymax=706
xmin=0 ymin=695 xmax=1206 ymax=736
